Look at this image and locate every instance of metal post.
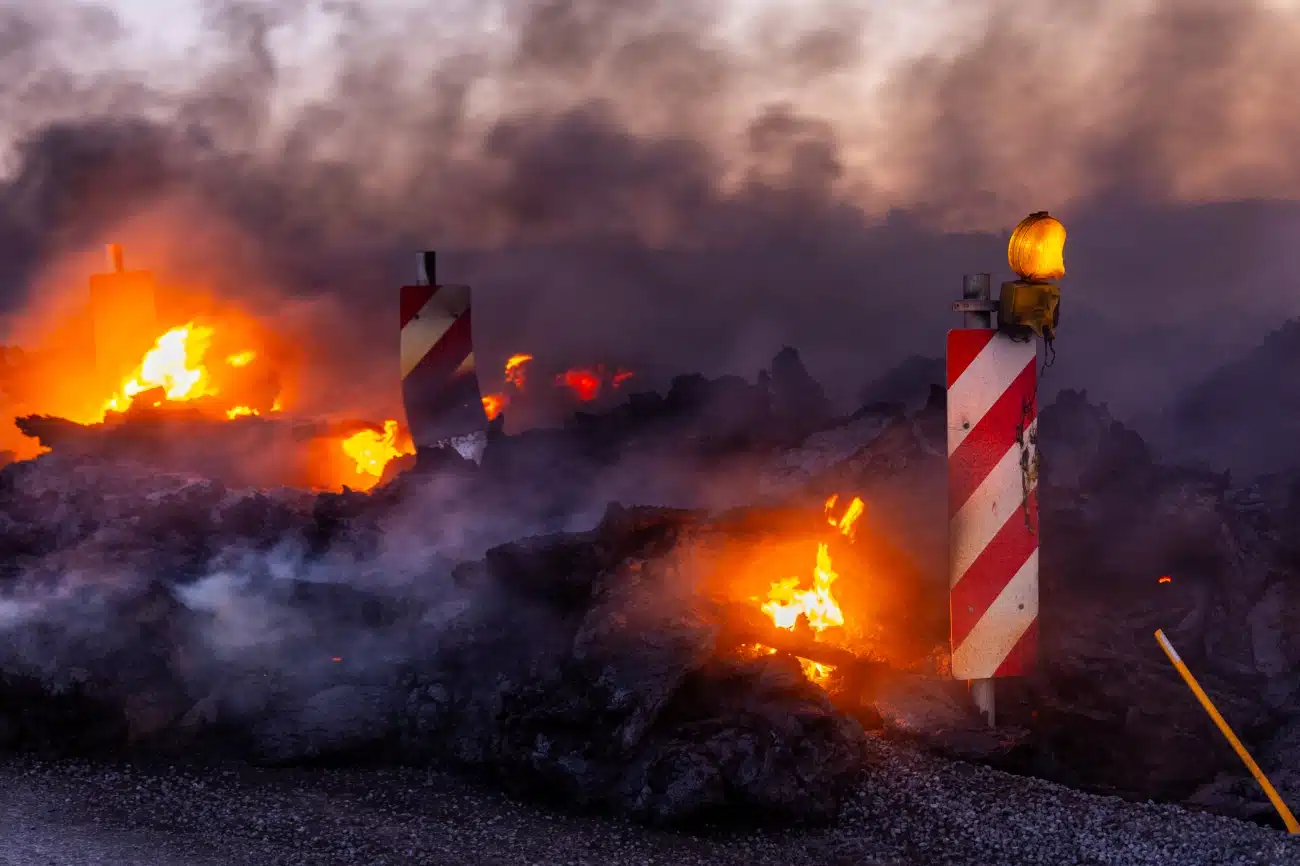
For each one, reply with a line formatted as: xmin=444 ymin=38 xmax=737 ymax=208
xmin=970 ymin=678 xmax=995 ymax=727
xmin=962 ymin=273 xmax=992 ymax=329
xmin=417 ymin=251 xmax=436 ymax=286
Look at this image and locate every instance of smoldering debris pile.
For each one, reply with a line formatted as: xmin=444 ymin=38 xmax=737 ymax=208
xmin=3 ymin=356 xmax=1300 ymax=831
xmin=0 ymin=455 xmax=874 ymax=825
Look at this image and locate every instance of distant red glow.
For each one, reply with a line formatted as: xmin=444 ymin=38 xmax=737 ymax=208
xmin=558 ymin=369 xmax=602 ymax=401
xmin=1158 ymin=576 xmax=1172 ymax=584
xmin=612 ymin=369 xmax=635 ymax=388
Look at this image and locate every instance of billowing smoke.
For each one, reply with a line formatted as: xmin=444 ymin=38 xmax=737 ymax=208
xmin=1 ymin=0 xmax=1298 ymax=432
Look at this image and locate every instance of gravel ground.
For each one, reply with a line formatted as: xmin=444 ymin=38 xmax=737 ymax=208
xmin=1 ymin=737 xmax=1297 ymax=866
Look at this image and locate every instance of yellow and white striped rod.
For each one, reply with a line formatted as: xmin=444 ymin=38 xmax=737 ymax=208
xmin=1154 ymin=628 xmax=1299 ymax=834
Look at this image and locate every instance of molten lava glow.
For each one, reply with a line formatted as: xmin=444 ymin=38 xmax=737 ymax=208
xmin=504 ymin=354 xmax=533 ymax=389
xmin=341 ymin=420 xmax=412 ymax=479
xmin=559 ymin=368 xmax=602 ymax=401
xmin=104 ymin=323 xmax=218 ymax=414
xmin=226 ymin=350 xmax=256 ymax=368
xmin=482 ymin=393 xmax=508 ymax=421
xmin=226 ymin=405 xmax=258 ymax=419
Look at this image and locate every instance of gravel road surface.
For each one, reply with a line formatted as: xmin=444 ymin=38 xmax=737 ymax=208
xmin=1 ymin=737 xmax=1296 ymax=866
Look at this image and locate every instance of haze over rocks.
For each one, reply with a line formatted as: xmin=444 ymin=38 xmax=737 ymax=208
xmin=0 ymin=346 xmax=1297 ymax=835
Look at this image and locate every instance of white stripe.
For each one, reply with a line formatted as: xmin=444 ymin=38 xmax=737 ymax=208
xmin=951 ymin=548 xmax=1039 ymax=679
xmin=401 ymin=310 xmax=457 ymax=379
xmin=453 ymin=353 xmax=476 ymax=377
xmin=949 ymin=419 xmax=1037 ymax=587
xmin=948 ymin=334 xmax=1036 ymax=456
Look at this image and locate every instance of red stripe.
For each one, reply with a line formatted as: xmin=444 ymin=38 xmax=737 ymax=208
xmin=400 ymin=285 xmax=438 ymax=329
xmin=404 ymin=309 xmax=474 ymax=389
xmin=947 ymin=357 xmax=1037 ymax=518
xmin=946 ymin=329 xmax=996 ymax=387
xmin=949 ymin=487 xmax=1038 ymax=649
xmin=993 ymin=617 xmax=1038 ymax=677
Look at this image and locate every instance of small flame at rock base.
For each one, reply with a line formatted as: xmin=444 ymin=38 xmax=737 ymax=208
xmin=751 ymin=494 xmax=868 ymax=686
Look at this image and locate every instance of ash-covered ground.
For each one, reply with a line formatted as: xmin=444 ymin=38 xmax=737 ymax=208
xmin=2 ymin=350 xmax=1300 ymax=865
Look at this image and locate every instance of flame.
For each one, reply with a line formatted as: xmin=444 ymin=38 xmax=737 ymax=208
xmin=762 ymin=542 xmax=846 ymax=633
xmin=799 ymin=659 xmax=833 ymax=681
xmin=225 ymin=350 xmax=256 ymax=368
xmin=226 ymin=405 xmax=258 ymax=419
xmin=827 ymin=495 xmax=865 ymax=539
xmin=558 ymin=368 xmax=602 ymax=401
xmin=340 ymin=420 xmax=413 ymax=481
xmin=103 ymin=323 xmax=218 ymax=415
xmin=504 ymin=354 xmax=533 ymax=389
xmin=1159 ymin=575 xmax=1172 ymax=584
xmin=483 ymin=393 xmax=508 ymax=421
xmin=612 ymin=369 xmax=635 ymax=388
xmin=754 ymin=493 xmax=866 ymax=686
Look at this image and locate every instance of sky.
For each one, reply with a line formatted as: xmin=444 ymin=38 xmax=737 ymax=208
xmin=3 ymin=0 xmax=1300 ymax=435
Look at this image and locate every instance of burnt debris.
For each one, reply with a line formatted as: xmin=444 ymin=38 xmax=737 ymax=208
xmin=0 ymin=358 xmax=1299 ymax=831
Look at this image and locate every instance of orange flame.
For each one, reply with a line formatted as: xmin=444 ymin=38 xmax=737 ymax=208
xmin=1159 ymin=575 xmax=1172 ymax=584
xmin=827 ymin=495 xmax=866 ymax=539
xmin=103 ymin=323 xmax=218 ymax=415
xmin=226 ymin=405 xmax=258 ymax=419
xmin=757 ymin=494 xmax=864 ymax=685
xmin=225 ymin=350 xmax=256 ymax=368
xmin=482 ymin=393 xmax=508 ymax=421
xmin=505 ymin=354 xmax=533 ymax=390
xmin=340 ymin=420 xmax=413 ymax=481
xmin=762 ymin=543 xmax=846 ymax=633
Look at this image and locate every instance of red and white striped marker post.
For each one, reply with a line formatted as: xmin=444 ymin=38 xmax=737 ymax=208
xmin=400 ymin=251 xmax=488 ymax=462
xmin=948 ymin=274 xmax=1039 ymax=727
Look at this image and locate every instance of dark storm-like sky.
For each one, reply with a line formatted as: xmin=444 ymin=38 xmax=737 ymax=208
xmin=2 ymin=0 xmax=1299 ymax=423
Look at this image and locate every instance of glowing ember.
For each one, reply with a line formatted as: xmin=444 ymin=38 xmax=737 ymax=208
xmin=1158 ymin=575 xmax=1172 ymax=584
xmin=558 ymin=368 xmax=602 ymax=401
xmin=504 ymin=354 xmax=533 ymax=389
xmin=226 ymin=405 xmax=258 ymax=419
xmin=483 ymin=393 xmax=508 ymax=421
xmin=340 ymin=419 xmax=412 ymax=479
xmin=799 ymin=659 xmax=833 ymax=681
xmin=103 ymin=323 xmax=218 ymax=415
xmin=225 ymin=350 xmax=256 ymax=368
xmin=612 ymin=369 xmax=635 ymax=387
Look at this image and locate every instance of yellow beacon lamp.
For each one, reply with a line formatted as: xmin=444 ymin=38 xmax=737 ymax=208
xmin=999 ymin=211 xmax=1065 ymax=341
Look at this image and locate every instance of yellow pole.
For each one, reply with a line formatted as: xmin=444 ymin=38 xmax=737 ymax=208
xmin=1154 ymin=629 xmax=1300 ymax=833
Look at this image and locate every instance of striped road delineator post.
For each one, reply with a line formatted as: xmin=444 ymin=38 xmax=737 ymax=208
xmin=948 ymin=274 xmax=1040 ymax=726
xmin=400 ymin=251 xmax=488 ymax=462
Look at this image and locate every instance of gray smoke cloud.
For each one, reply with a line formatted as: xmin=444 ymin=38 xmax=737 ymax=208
xmin=1 ymin=0 xmax=1298 ymax=427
